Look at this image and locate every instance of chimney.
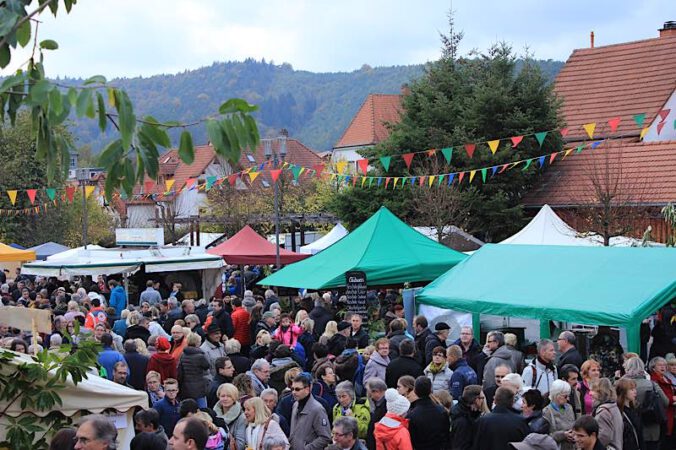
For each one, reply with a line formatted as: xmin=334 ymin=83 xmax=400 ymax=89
xmin=400 ymin=83 xmax=411 ymax=97
xmin=590 ymin=31 xmax=594 ymax=48
xmin=659 ymin=21 xmax=676 ymax=38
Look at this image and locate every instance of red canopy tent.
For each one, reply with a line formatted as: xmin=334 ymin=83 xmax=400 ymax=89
xmin=207 ymin=225 xmax=310 ymax=265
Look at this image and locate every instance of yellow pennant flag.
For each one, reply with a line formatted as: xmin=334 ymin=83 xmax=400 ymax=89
xmin=299 ymin=167 xmax=306 ymax=175
xmin=428 ymin=175 xmax=436 ymax=187
xmin=84 ymin=185 xmax=96 ymax=198
xmin=583 ymin=122 xmax=596 ymax=139
xmin=487 ymin=140 xmax=500 ymax=154
xmin=7 ymin=190 xmax=17 ymax=205
xmin=361 ymin=177 xmax=366 ymax=188
xmin=640 ymin=127 xmax=649 ymax=140
xmin=564 ymin=149 xmax=573 ymax=158
xmin=393 ymin=177 xmax=399 ymax=188
xmin=469 ymin=170 xmax=477 ymax=183
xmin=330 ymin=174 xmax=337 ymax=181
xmin=336 ymin=161 xmax=348 ymax=174
xmin=165 ymin=179 xmax=175 ymax=192
xmin=248 ymin=172 xmax=260 ymax=183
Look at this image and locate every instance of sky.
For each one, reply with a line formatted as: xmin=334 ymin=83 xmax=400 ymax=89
xmin=2 ymin=0 xmax=672 ymax=79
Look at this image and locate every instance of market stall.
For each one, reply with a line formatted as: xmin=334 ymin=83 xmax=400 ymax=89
xmin=299 ymin=222 xmax=348 ymax=255
xmin=28 ymin=242 xmax=71 ymax=261
xmin=207 ymin=225 xmax=309 ymax=265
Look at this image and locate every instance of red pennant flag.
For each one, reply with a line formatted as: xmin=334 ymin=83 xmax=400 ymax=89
xmin=657 ymin=122 xmax=665 ymax=135
xmin=402 ymin=153 xmax=414 ymax=169
xmin=357 ymin=159 xmax=369 ymax=174
xmin=658 ymin=109 xmax=671 ymax=122
xmin=498 ymin=164 xmax=509 ymax=174
xmin=607 ymin=117 xmax=621 ymax=132
xmin=312 ymin=164 xmax=325 ymax=175
xmin=510 ymin=136 xmax=524 ymax=147
xmin=464 ymin=144 xmax=476 ymax=158
xmin=228 ymin=174 xmax=238 ymax=186
xmin=65 ymin=186 xmax=76 ymax=203
xmin=385 ymin=177 xmax=391 ymax=188
xmin=144 ymin=180 xmax=154 ymax=193
xmin=458 ymin=172 xmax=465 ymax=183
xmin=426 ymin=149 xmax=436 ymax=157
xmin=559 ymin=128 xmax=569 ymax=138
xmin=185 ymin=178 xmax=197 ymax=190
xmin=549 ymin=153 xmax=557 ymax=164
xmin=270 ymin=169 xmax=282 ymax=183
xmin=352 ymin=176 xmax=358 ymax=187
xmin=26 ymin=189 xmax=37 ymax=204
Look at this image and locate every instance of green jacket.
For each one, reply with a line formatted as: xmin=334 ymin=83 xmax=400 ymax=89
xmin=333 ymin=399 xmax=371 ymax=439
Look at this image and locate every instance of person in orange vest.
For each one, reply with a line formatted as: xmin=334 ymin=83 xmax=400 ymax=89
xmin=85 ymin=297 xmax=108 ymax=330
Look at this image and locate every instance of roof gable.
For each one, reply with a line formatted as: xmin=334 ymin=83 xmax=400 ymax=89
xmin=334 ymin=94 xmax=403 ymax=149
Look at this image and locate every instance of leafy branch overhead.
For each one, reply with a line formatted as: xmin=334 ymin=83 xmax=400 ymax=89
xmin=0 ymin=0 xmax=260 ymax=200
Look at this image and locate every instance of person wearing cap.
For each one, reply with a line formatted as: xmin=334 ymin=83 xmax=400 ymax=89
xmin=148 ymin=336 xmax=178 ymax=383
xmin=374 ymin=388 xmax=412 ymax=450
xmin=328 ymin=321 xmax=350 ymax=356
xmin=509 ymin=433 xmax=559 ymax=450
xmin=255 ymin=311 xmax=277 ymax=337
xmin=200 ymin=323 xmax=226 ymax=377
xmin=473 ymin=386 xmax=530 ymax=450
xmin=424 ymin=322 xmax=450 ymax=366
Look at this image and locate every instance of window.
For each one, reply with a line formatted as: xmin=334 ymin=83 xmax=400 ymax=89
xmin=246 ymin=154 xmax=256 ymax=163
xmin=261 ymin=180 xmax=271 ymax=188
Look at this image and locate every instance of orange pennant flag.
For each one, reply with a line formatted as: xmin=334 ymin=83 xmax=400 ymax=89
xmin=458 ymin=172 xmax=465 ymax=183
xmin=7 ymin=190 xmax=17 ymax=205
xmin=607 ymin=117 xmax=621 ymax=133
xmin=85 ymin=185 xmax=95 ymax=198
xmin=270 ymin=169 xmax=282 ymax=183
xmin=426 ymin=149 xmax=436 ymax=157
xmin=165 ymin=179 xmax=175 ymax=192
xmin=549 ymin=153 xmax=557 ymax=164
xmin=487 ymin=140 xmax=500 ymax=154
xmin=583 ymin=122 xmax=596 ymax=139
xmin=469 ymin=170 xmax=477 ymax=183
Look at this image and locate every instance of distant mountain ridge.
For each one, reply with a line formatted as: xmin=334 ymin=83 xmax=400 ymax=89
xmin=62 ymin=58 xmax=564 ymax=152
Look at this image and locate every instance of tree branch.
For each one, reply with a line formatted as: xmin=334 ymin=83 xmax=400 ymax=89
xmin=0 ymin=0 xmax=57 ymax=50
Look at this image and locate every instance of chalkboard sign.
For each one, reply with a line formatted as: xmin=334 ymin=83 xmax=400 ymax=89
xmin=345 ymin=271 xmax=368 ymax=319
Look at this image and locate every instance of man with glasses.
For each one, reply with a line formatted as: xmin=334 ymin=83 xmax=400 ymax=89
xmin=332 ymin=416 xmax=367 ymax=450
xmin=452 ymin=326 xmax=481 ymax=370
xmin=482 ymin=331 xmax=516 ymax=389
xmin=73 ymin=414 xmax=117 ymax=450
xmin=484 ymin=364 xmax=511 ymax=410
xmin=556 ymin=330 xmax=583 ymax=372
xmin=153 ymin=378 xmax=181 ymax=437
xmin=289 ymin=373 xmax=331 ymax=450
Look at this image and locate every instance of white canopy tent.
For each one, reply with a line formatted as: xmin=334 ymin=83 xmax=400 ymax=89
xmin=0 ymin=351 xmax=147 ymax=448
xmin=299 ymin=223 xmax=349 ymax=255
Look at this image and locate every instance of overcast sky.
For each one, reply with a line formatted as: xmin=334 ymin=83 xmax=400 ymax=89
xmin=2 ymin=0 xmax=671 ymax=79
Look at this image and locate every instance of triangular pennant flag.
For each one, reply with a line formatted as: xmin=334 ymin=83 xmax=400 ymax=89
xmin=377 ymin=177 xmax=383 ymax=187
xmin=481 ymin=168 xmax=487 ymax=183
xmin=447 ymin=173 xmax=456 ymax=185
xmin=299 ymin=167 xmax=306 ymax=176
xmin=270 ymin=169 xmax=282 ymax=183
xmin=228 ymin=174 xmax=238 ymax=186
xmin=185 ymin=178 xmax=197 ymax=190
xmin=437 ymin=174 xmax=445 ymax=186
xmin=26 ymin=189 xmax=37 ymax=205
xmin=582 ymin=123 xmax=596 ymax=139
xmin=441 ymin=147 xmax=453 ymax=163
xmin=458 ymin=172 xmax=465 ymax=183
xmin=357 ymin=159 xmax=369 ymax=174
xmin=426 ymin=149 xmax=437 ymax=157
xmin=165 ymin=179 xmax=175 ymax=192
xmin=575 ymin=145 xmax=584 ymax=153
xmin=144 ymin=180 xmax=154 ymax=193
xmin=361 ymin=177 xmax=367 ymax=188
xmin=657 ymin=122 xmax=665 ymax=135
xmin=560 ymin=128 xmax=569 ymax=138
xmin=633 ymin=113 xmax=646 ymax=127
xmin=522 ymin=159 xmax=533 ymax=171
xmin=379 ymin=156 xmax=391 ymax=172
xmin=487 ymin=140 xmax=500 ymax=154
xmin=402 ymin=153 xmax=414 ymax=169
xmin=336 ymin=161 xmax=348 ymax=174
xmin=419 ymin=176 xmax=426 ymax=186
xmin=84 ymin=185 xmax=95 ymax=199
xmin=469 ymin=170 xmax=476 ymax=183
xmin=564 ymin=149 xmax=573 ymax=158
xmin=591 ymin=141 xmax=603 ymax=149
xmin=7 ymin=190 xmax=17 ymax=205
xmin=491 ymin=166 xmax=498 ymax=177
xmin=428 ymin=176 xmax=435 ymax=187
xmin=409 ymin=177 xmax=416 ymax=186
xmin=65 ymin=186 xmax=76 ymax=203
xmin=549 ymin=153 xmax=557 ymax=164
xmin=607 ymin=117 xmax=621 ymax=132
xmin=464 ymin=143 xmax=476 ymax=158
xmin=393 ymin=177 xmax=399 ymax=188
xmin=291 ymin=165 xmax=302 ymax=181
xmin=534 ymin=131 xmax=548 ymax=147
xmin=640 ymin=127 xmax=649 ymax=140
xmin=658 ymin=109 xmax=671 ymax=122
xmin=46 ymin=188 xmax=56 ymax=201
xmin=368 ymin=177 xmax=374 ymax=188
xmin=498 ymin=164 xmax=509 ymax=174
xmin=330 ymin=174 xmax=337 ymax=182
xmin=538 ymin=155 xmax=546 ymax=168
xmin=312 ymin=164 xmax=325 ymax=176
xmin=510 ymin=136 xmax=524 ymax=147
xmin=206 ymin=176 xmax=217 ymax=190
xmin=352 ymin=176 xmax=358 ymax=187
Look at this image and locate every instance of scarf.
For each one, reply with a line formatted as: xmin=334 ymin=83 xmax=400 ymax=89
xmin=217 ymin=400 xmax=242 ymax=425
xmin=427 ymin=361 xmax=446 ymax=375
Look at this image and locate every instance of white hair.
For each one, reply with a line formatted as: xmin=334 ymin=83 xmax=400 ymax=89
xmin=260 ymin=388 xmax=278 ymax=399
xmin=548 ymin=379 xmax=571 ymax=403
xmin=251 ymin=358 xmax=270 ymax=371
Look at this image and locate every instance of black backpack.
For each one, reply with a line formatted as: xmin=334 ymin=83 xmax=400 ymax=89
xmin=640 ymin=382 xmax=666 ymax=425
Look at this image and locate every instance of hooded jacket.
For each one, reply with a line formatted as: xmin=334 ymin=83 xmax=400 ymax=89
xmin=374 ymin=413 xmax=412 ymax=450
xmin=482 ymin=345 xmax=516 ymax=389
xmin=363 ymin=351 xmax=390 ymax=383
xmin=147 ymin=351 xmax=178 ymax=382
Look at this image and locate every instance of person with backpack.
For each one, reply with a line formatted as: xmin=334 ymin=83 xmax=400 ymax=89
xmin=521 ymin=339 xmax=558 ymax=396
xmin=623 ymin=356 xmax=669 ymax=450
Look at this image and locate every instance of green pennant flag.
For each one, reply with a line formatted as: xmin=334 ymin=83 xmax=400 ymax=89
xmin=379 ymin=156 xmax=391 ymax=172
xmin=206 ymin=176 xmax=217 ymax=190
xmin=575 ymin=145 xmax=584 ymax=153
xmin=440 ymin=147 xmax=453 ymax=164
xmin=522 ymin=159 xmax=533 ymax=171
xmin=45 ymin=188 xmax=56 ymax=201
xmin=633 ymin=113 xmax=646 ymax=127
xmin=534 ymin=131 xmax=548 ymax=147
xmin=291 ymin=165 xmax=302 ymax=181
xmin=437 ymin=174 xmax=445 ymax=186
xmin=368 ymin=177 xmax=374 ymax=188
xmin=481 ymin=168 xmax=487 ymax=183
xmin=120 ymin=190 xmax=128 ymax=200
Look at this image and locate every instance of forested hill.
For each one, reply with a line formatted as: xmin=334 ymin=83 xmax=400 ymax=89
xmin=63 ymin=58 xmax=564 ymax=152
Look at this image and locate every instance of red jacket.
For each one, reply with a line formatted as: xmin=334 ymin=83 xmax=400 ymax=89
xmin=231 ymin=307 xmax=251 ymax=346
xmin=147 ymin=352 xmax=178 ymax=383
xmin=374 ymin=413 xmax=413 ymax=450
xmin=651 ymin=372 xmax=675 ymax=435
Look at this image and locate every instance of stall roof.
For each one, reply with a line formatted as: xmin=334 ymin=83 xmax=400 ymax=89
xmin=0 ymin=242 xmax=35 ymax=262
xmin=28 ymin=241 xmax=71 ymax=260
xmin=299 ymin=223 xmax=348 ymax=255
xmin=258 ymin=206 xmax=467 ymax=289
xmin=21 ymin=246 xmax=223 ymax=276
xmin=207 ymin=225 xmax=309 ymax=265
xmin=417 ymin=244 xmax=676 ymax=329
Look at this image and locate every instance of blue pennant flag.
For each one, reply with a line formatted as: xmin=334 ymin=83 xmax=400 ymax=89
xmin=447 ymin=173 xmax=456 ymax=185
xmin=410 ymin=177 xmax=417 ymax=185
xmin=538 ymin=155 xmax=546 ymax=167
xmin=491 ymin=166 xmax=498 ymax=177
xmin=591 ymin=141 xmax=603 ymax=149
xmin=377 ymin=177 xmax=383 ymax=186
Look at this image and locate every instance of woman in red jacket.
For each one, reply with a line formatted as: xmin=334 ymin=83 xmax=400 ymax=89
xmin=649 ymin=356 xmax=675 ymax=448
xmin=147 ymin=336 xmax=177 ymax=382
xmin=374 ymin=388 xmax=413 ymax=450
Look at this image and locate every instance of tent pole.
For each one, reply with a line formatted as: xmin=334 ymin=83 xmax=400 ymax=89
xmin=472 ymin=313 xmax=481 ymax=341
xmin=626 ymin=322 xmax=641 ymax=354
xmin=539 ymin=320 xmax=550 ymax=340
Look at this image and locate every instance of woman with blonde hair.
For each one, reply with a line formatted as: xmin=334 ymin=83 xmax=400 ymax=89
xmin=295 ymin=310 xmax=308 ymax=326
xmin=251 ymin=329 xmax=272 ymax=360
xmin=214 ymin=383 xmax=247 ymax=450
xmin=244 ymin=397 xmax=289 ymax=450
xmin=192 ymin=410 xmax=228 ymax=450
xmin=319 ymin=321 xmax=338 ymax=345
xmin=579 ymin=359 xmax=601 ymax=414
xmin=591 ymin=378 xmax=623 ymax=450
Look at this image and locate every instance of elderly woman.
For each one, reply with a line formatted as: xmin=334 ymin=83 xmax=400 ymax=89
xmin=623 ymin=356 xmax=669 ymax=449
xmin=214 ymin=383 xmax=247 ymax=450
xmin=263 ymin=435 xmax=289 ymax=450
xmin=177 ymin=332 xmax=211 ymax=408
xmin=170 ymin=325 xmax=189 ymax=362
xmin=542 ymin=379 xmax=576 ymax=450
xmin=333 ymin=380 xmax=371 ymax=440
xmin=649 ymin=356 xmax=675 ymax=447
xmin=424 ymin=346 xmax=453 ymax=394
xmin=244 ymin=397 xmax=289 ymax=450
xmin=579 ymin=359 xmax=601 ymax=415
xmin=591 ymin=378 xmax=623 ymax=450
xmin=185 ymin=313 xmax=205 ymax=340
xmin=501 ymin=373 xmax=525 ymax=411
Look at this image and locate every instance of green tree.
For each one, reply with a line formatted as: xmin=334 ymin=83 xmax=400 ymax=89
xmin=60 ymin=192 xmax=116 ymax=247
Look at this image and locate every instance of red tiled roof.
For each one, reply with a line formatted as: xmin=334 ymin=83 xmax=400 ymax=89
xmin=523 ymin=140 xmax=676 ymax=207
xmin=554 ymin=35 xmax=676 ymax=140
xmin=334 ymin=94 xmax=403 ymax=148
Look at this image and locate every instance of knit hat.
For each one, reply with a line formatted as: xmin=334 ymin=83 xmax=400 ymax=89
xmin=509 ymin=433 xmax=558 ymax=450
xmin=385 ymin=388 xmax=410 ymax=416
xmin=337 ymin=321 xmax=351 ymax=332
xmin=434 ymin=322 xmax=450 ymax=331
xmin=262 ymin=311 xmax=275 ymax=320
xmin=156 ymin=336 xmax=170 ymax=351
xmin=242 ymin=296 xmax=256 ymax=310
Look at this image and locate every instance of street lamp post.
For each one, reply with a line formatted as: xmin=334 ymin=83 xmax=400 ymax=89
xmin=264 ymin=135 xmax=287 ymax=269
xmin=76 ymin=168 xmax=91 ymax=249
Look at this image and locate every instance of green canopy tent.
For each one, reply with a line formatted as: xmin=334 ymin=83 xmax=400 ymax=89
xmin=258 ymin=206 xmax=467 ymax=289
xmin=416 ymin=244 xmax=676 ymax=353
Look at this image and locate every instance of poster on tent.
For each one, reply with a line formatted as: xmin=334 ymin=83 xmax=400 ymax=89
xmin=345 ymin=271 xmax=368 ymax=320
xmin=416 ymin=302 xmax=472 ymax=343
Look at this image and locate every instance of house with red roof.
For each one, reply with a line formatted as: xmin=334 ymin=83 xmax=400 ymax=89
xmin=523 ymin=21 xmax=676 ymax=242
xmin=123 ymin=130 xmax=322 ymax=228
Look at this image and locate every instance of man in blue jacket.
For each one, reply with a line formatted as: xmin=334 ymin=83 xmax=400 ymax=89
xmin=97 ymin=333 xmax=125 ymax=380
xmin=108 ymin=279 xmax=127 ymax=317
xmin=153 ymin=378 xmax=182 ymax=437
xmin=447 ymin=344 xmax=478 ymax=399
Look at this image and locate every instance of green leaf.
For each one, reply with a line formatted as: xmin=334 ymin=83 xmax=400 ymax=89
xmin=219 ymin=98 xmax=258 ymax=114
xmin=115 ymin=90 xmax=136 ymax=150
xmin=29 ymin=79 xmax=51 ymax=104
xmin=141 ymin=118 xmax=170 ymax=147
xmin=178 ymin=130 xmax=194 ymax=164
xmin=48 ymin=87 xmax=62 ymax=117
xmin=96 ymin=92 xmax=107 ymax=132
xmin=39 ymin=39 xmax=59 ymax=50
xmin=97 ymin=139 xmax=124 ymax=168
xmin=206 ymin=119 xmax=226 ymax=154
xmin=75 ymin=89 xmax=91 ymax=118
xmin=0 ymin=43 xmax=11 ymax=69
xmin=220 ymin=119 xmax=240 ymax=161
xmin=84 ymin=75 xmax=107 ymax=85
xmin=16 ymin=20 xmax=31 ymax=47
xmin=67 ymin=87 xmax=77 ymax=105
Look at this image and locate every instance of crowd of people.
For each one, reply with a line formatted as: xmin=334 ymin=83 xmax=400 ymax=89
xmin=1 ymin=271 xmax=675 ymax=450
